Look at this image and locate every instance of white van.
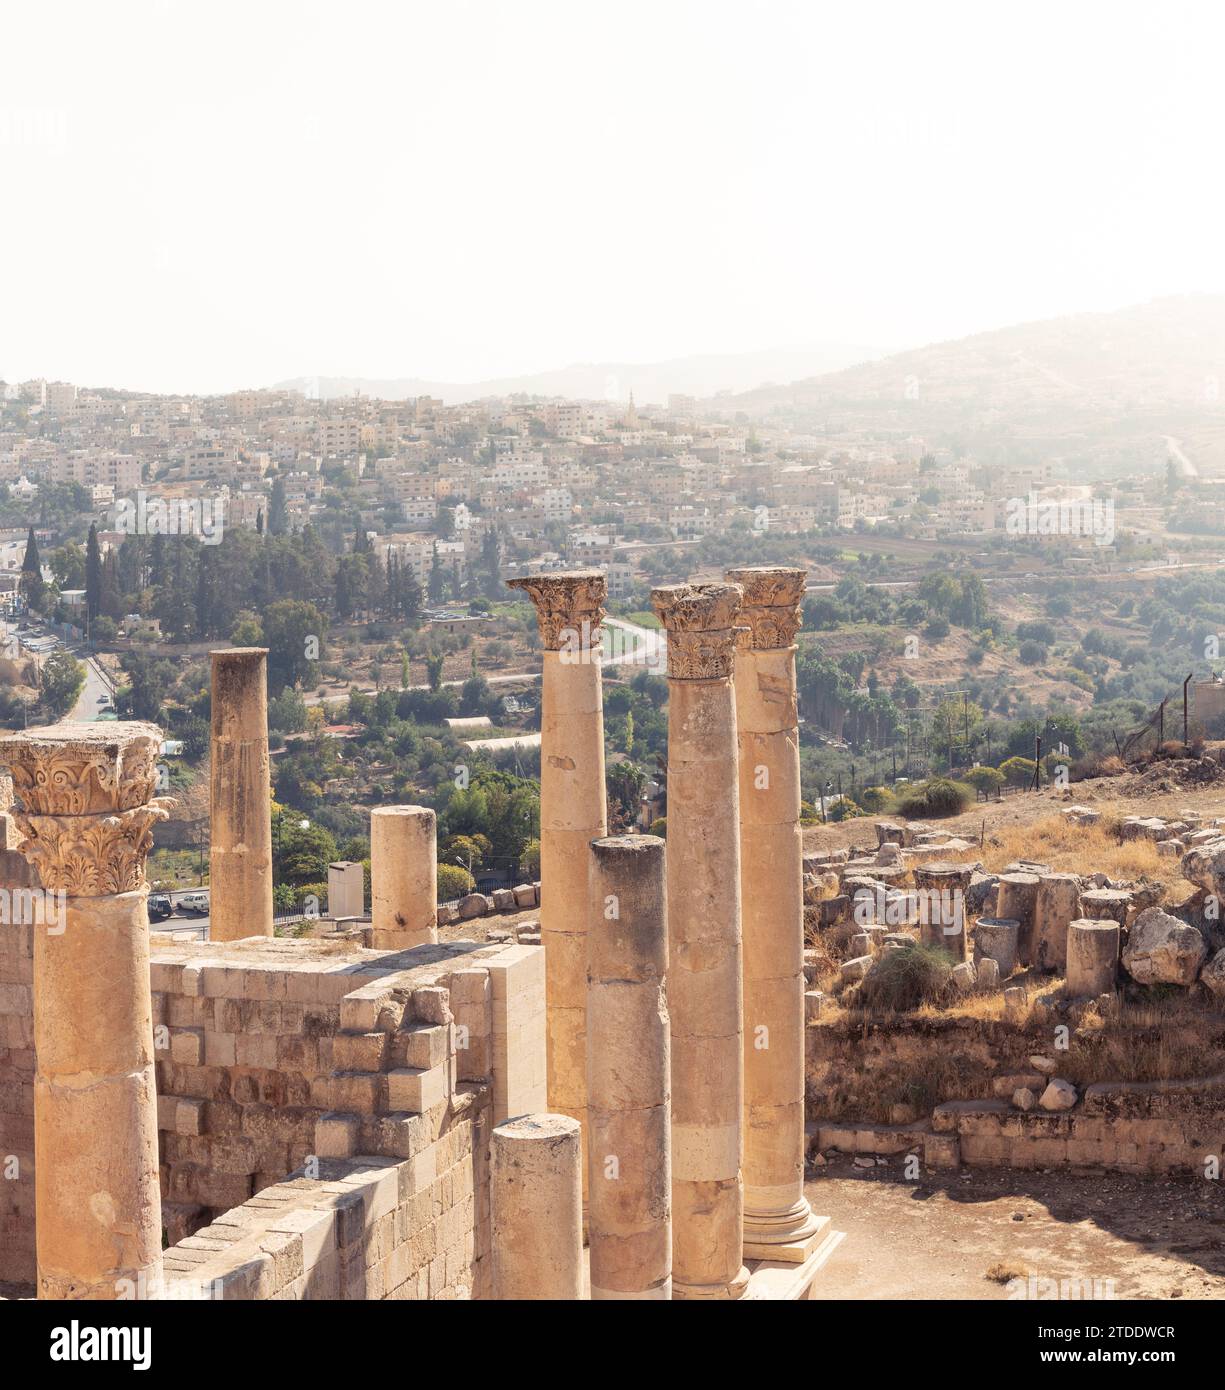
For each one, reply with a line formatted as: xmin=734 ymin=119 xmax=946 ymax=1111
xmin=178 ymin=892 xmax=210 ymax=915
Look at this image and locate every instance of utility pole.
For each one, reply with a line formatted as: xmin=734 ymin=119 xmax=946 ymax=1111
xmin=1033 ymin=734 xmax=1042 ymax=791
xmin=1184 ymin=673 xmax=1192 ymax=749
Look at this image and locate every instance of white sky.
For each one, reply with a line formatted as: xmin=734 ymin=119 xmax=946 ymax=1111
xmin=3 ymin=0 xmax=1223 ymax=395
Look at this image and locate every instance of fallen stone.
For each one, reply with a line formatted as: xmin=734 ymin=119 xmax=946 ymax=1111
xmin=459 ymin=893 xmax=490 ymax=920
xmin=840 ymin=955 xmax=873 ymax=983
xmin=1029 ymin=1055 xmax=1057 ymax=1074
xmin=804 ymin=990 xmax=826 ymax=1022
xmin=992 ymin=1071 xmax=1047 ymax=1098
xmin=975 ymin=957 xmax=1000 ymax=990
xmin=512 ymin=883 xmax=537 ymax=909
xmin=1039 ymin=1078 xmax=1077 ymax=1112
xmin=1012 ymin=1087 xmax=1037 ymax=1112
xmin=1122 ymin=907 xmax=1209 ymax=986
xmin=951 ymin=960 xmax=977 ymax=991
xmin=491 ymin=887 xmax=516 ymax=911
xmin=1200 ymin=948 xmax=1225 ymax=1000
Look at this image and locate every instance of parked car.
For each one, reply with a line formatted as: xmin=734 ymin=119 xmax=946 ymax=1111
xmin=147 ymin=893 xmax=173 ymax=921
xmin=178 ymin=892 xmax=210 ymax=915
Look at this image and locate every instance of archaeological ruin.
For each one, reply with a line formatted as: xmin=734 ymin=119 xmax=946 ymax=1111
xmin=3 ymin=564 xmax=1225 ymax=1305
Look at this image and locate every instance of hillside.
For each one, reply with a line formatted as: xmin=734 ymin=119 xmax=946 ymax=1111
xmin=722 ymin=294 xmax=1225 ymax=477
xmin=274 ymin=342 xmax=885 ymax=407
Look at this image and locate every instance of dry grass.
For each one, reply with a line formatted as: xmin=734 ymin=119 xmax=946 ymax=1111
xmin=939 ymin=814 xmax=1186 ymax=895
xmin=986 ymin=1261 xmax=1028 ymax=1284
xmin=1053 ymin=997 xmax=1225 ymax=1088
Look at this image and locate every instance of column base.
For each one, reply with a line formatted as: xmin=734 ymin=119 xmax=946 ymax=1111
xmin=672 ymin=1265 xmax=751 ymax=1301
xmin=742 ymin=1198 xmax=829 ymax=1263
xmin=743 ymin=1228 xmax=846 ymax=1300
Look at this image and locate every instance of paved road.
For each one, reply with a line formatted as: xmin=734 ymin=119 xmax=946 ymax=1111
xmin=69 ymin=654 xmax=113 ymax=722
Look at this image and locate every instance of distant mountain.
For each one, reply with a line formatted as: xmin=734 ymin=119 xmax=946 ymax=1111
xmin=273 ymin=343 xmax=886 ymax=407
xmin=716 ymin=295 xmax=1225 ymax=476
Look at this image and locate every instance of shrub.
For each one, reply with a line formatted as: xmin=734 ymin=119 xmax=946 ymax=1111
xmin=999 ymin=755 xmax=1037 ymax=787
xmin=964 ymin=764 xmax=1004 ymax=796
xmin=858 ymin=786 xmax=891 ymax=812
xmin=856 ymin=942 xmax=955 ymax=1012
xmin=648 ymin=817 xmax=667 ymax=839
xmin=829 ymin=796 xmax=861 ymax=822
xmin=437 ymin=863 xmax=475 ymax=902
xmin=895 ymin=777 xmax=971 ymax=818
xmin=521 ymin=838 xmax=541 ymax=877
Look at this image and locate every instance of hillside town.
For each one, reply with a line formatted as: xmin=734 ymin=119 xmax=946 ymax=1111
xmin=1 ymin=372 xmax=1175 ymax=633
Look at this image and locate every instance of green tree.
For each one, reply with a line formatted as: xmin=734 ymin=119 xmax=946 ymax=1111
xmin=85 ymin=523 xmax=103 ymax=620
xmin=263 ymin=599 xmax=327 ymax=694
xmin=40 ymin=650 xmax=85 ymax=718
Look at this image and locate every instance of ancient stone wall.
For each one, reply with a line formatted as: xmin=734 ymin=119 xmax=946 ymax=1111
xmin=161 ymin=1100 xmax=490 ymax=1299
xmin=1 ymin=930 xmax=545 ymax=1295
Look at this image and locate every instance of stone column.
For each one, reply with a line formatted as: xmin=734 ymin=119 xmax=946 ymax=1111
xmin=490 ymin=1113 xmax=583 ymax=1300
xmin=1 ymin=723 xmax=169 ymax=1300
xmin=209 ymin=648 xmax=273 ymax=941
xmin=973 ymin=918 xmax=1020 ymax=977
xmin=914 ymin=862 xmax=974 ymax=961
xmin=587 ymin=834 xmax=671 ymax=1299
xmin=652 ymin=582 xmax=749 ymax=1300
xmin=725 ymin=567 xmax=822 ymax=1263
xmin=1079 ymin=887 xmax=1131 ymax=928
xmin=1033 ymin=873 xmax=1080 ymax=973
xmin=370 ymin=805 xmax=438 ymax=948
xmin=1066 ymin=919 xmax=1120 ymax=997
xmin=506 ymin=571 xmax=607 ymax=1169
xmin=997 ymin=871 xmax=1041 ymax=964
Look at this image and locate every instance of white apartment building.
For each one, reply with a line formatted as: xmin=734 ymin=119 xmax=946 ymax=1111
xmin=402 ymin=495 xmax=439 ymax=525
xmin=50 ymin=451 xmax=142 ymax=491
xmin=319 ymin=419 xmax=363 ymax=455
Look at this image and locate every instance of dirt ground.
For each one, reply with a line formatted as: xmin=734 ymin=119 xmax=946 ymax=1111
xmin=808 ymin=1158 xmax=1225 ymax=1300
xmin=802 ymin=762 xmax=1225 ymax=858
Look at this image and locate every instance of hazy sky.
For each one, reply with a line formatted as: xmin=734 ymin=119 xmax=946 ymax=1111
xmin=4 ymin=0 xmax=1223 ymax=394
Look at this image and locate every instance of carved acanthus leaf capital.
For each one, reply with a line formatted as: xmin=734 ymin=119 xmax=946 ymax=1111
xmin=651 ymin=582 xmax=744 ymax=679
xmin=725 ymin=567 xmax=806 ymax=649
xmin=12 ymin=800 xmax=173 ymax=896
xmin=0 ymin=722 xmax=164 ymax=815
xmin=507 ymin=569 xmax=607 ymax=651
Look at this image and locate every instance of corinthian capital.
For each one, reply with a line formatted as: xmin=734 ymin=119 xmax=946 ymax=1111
xmin=12 ymin=802 xmax=172 ymax=895
xmin=725 ymin=567 xmax=807 ymax=650
xmin=507 ymin=569 xmax=607 ymax=652
xmin=0 ymin=722 xmax=173 ymax=896
xmin=651 ymin=582 xmax=744 ymax=680
xmin=0 ymin=722 xmax=164 ymax=815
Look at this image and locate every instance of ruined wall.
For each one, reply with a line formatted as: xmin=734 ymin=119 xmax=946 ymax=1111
xmin=161 ymin=1090 xmax=491 ymax=1299
xmin=806 ymin=1012 xmax=1225 ymax=1177
xmin=0 ymin=929 xmax=545 ymax=1295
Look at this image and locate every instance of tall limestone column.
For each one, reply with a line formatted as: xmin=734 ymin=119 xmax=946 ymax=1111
xmin=652 ymin=581 xmax=749 ymax=1301
xmin=587 ymin=833 xmax=671 ymax=1299
xmin=506 ymin=570 xmax=608 ymax=1167
xmin=209 ymin=648 xmax=273 ymax=940
xmin=726 ymin=567 xmax=824 ymax=1262
xmin=0 ymin=723 xmax=170 ymax=1299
